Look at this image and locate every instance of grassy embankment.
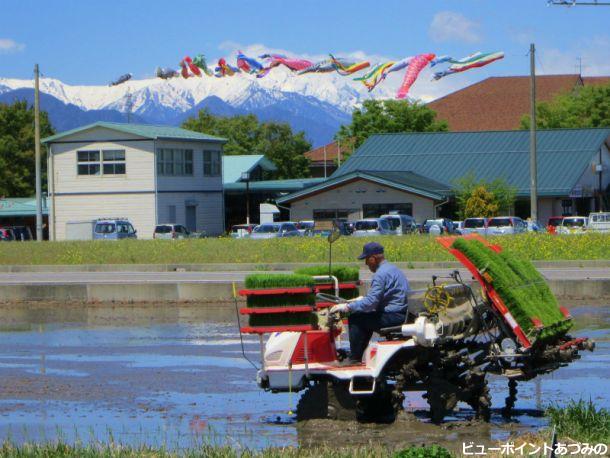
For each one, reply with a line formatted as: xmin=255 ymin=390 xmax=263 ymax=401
xmin=0 ymin=402 xmax=607 ymax=457
xmin=0 ymin=233 xmax=609 ymax=265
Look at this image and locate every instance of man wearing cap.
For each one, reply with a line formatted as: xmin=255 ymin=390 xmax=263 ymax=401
xmin=330 ymin=242 xmax=409 ymax=364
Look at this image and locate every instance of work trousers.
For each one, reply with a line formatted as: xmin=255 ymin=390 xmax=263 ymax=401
xmin=348 ymin=311 xmax=406 ymax=361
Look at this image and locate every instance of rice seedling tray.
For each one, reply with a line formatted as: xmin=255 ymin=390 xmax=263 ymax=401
xmin=239 ymin=306 xmax=314 ymax=315
xmin=239 ymin=287 xmax=314 ymax=296
xmin=240 ymin=325 xmax=316 ymax=334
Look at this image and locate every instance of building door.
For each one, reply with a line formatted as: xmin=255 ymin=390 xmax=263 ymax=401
xmin=185 ymin=205 xmax=197 ymax=232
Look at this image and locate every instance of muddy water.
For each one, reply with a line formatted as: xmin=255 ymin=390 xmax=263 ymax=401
xmin=0 ymin=303 xmax=607 ymax=452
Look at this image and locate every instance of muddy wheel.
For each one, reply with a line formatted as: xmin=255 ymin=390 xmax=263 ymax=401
xmin=424 ymin=377 xmax=458 ymax=424
xmin=357 ymin=386 xmax=397 ymax=423
xmin=463 ymin=372 xmax=491 ymax=422
xmin=296 ymin=381 xmax=358 ymax=421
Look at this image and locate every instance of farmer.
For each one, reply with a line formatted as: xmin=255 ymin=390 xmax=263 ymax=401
xmin=330 ymin=242 xmax=409 ymax=364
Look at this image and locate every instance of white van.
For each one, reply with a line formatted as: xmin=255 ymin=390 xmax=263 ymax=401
xmin=352 ymin=218 xmax=394 ymax=236
xmin=380 ymin=214 xmax=417 ymax=235
xmin=588 ymin=212 xmax=610 ymax=233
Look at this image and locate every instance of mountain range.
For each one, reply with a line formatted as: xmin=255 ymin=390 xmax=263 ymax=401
xmin=0 ymin=69 xmax=399 ymax=147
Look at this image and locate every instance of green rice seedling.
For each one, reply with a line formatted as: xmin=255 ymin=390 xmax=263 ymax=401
xmin=394 ymin=445 xmax=453 ymax=458
xmin=546 ymin=399 xmax=610 ymax=444
xmin=244 ymin=274 xmax=314 ymax=289
xmin=451 ymin=238 xmax=571 ymax=341
xmin=293 ymin=265 xmax=360 ymax=282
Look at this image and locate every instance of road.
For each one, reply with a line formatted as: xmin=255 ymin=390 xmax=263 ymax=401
xmin=0 ymin=267 xmax=608 ymax=285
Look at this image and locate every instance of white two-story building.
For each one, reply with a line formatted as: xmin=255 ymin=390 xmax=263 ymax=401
xmin=43 ymin=122 xmax=226 ymax=240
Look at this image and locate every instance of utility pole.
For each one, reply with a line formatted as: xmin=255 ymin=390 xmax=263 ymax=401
xmin=34 ymin=64 xmax=43 ymax=242
xmin=529 ymin=44 xmax=538 ymax=222
xmin=323 ymin=144 xmax=327 ymax=178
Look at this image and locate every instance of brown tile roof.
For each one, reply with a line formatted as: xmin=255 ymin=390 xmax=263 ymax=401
xmin=304 ymin=141 xmax=351 ymax=163
xmin=428 ymin=74 xmax=584 ymax=131
xmin=582 ymin=76 xmax=610 ymax=86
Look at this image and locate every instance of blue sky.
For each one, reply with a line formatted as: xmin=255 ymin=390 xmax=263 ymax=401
xmin=2 ymin=0 xmax=610 ymax=86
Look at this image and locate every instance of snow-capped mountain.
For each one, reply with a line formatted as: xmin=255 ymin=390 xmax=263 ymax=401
xmin=0 ymin=68 xmax=398 ymax=146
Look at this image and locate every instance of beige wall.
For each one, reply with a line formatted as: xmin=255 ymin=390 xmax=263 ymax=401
xmin=288 ymin=179 xmax=437 ymax=223
xmin=54 ymin=193 xmax=156 ymax=240
xmin=51 ymin=140 xmax=155 ymax=194
xmin=157 ymin=192 xmax=224 ymax=235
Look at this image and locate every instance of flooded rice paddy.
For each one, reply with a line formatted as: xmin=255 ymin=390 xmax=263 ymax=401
xmin=0 ymin=302 xmax=607 ymax=451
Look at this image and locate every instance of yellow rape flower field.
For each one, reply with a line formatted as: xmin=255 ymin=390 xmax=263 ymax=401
xmin=0 ymin=233 xmax=608 ymax=265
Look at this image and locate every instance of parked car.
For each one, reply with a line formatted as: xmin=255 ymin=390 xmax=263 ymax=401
xmin=229 ymin=224 xmax=256 ymax=238
xmin=421 ymin=218 xmax=454 ymax=234
xmin=461 ymin=218 xmax=488 ymax=235
xmin=547 ymin=216 xmax=564 ymax=234
xmin=556 ymin=216 xmax=588 ymax=235
xmin=296 ymin=221 xmax=315 ymax=235
xmin=486 ymin=216 xmax=526 ymax=235
xmin=154 ymin=224 xmax=192 ymax=239
xmin=248 ymin=222 xmax=301 ymax=239
xmin=453 ymin=221 xmax=463 ymax=235
xmin=0 ymin=227 xmax=15 ymax=241
xmin=93 ymin=219 xmax=137 ymax=240
xmin=588 ymin=212 xmax=610 ymax=232
xmin=380 ymin=214 xmax=417 ymax=235
xmin=526 ymin=220 xmax=542 ymax=232
xmin=352 ymin=218 xmax=394 ymax=237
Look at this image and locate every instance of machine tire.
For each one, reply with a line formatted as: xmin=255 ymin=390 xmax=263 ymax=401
xmin=357 ymin=386 xmax=397 ymax=423
xmin=425 ymin=377 xmax=458 ymax=424
xmin=296 ymin=381 xmax=358 ymax=421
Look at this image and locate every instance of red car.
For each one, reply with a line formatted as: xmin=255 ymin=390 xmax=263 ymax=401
xmin=547 ymin=216 xmax=564 ymax=234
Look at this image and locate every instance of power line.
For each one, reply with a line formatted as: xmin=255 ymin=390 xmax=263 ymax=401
xmin=548 ymin=0 xmax=610 ymax=5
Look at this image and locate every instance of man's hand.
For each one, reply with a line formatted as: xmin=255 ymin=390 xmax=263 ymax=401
xmin=329 ymin=303 xmax=350 ymax=316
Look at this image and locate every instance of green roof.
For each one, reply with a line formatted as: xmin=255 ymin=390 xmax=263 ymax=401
xmin=222 ymin=155 xmax=277 ymax=184
xmin=333 ymin=128 xmax=610 ymax=197
xmin=225 ymin=178 xmax=325 ymax=193
xmin=277 ymin=171 xmax=447 ymax=204
xmin=42 ymin=122 xmax=226 ymax=144
xmin=0 ymin=197 xmax=49 ymax=217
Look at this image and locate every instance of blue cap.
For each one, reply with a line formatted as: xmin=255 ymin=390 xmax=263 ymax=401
xmin=357 ymin=242 xmax=384 ymax=260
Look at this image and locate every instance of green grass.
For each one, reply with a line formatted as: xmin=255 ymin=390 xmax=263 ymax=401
xmin=451 ymin=238 xmax=572 ymax=341
xmin=546 ymin=399 xmax=610 ymax=444
xmin=244 ymin=274 xmax=314 ymax=289
xmin=1 ymin=233 xmax=608 ymax=265
xmin=0 ymin=441 xmax=448 ymax=457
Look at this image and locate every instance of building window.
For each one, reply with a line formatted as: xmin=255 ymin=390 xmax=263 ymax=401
xmin=77 ymin=150 xmax=101 ymax=175
xmin=561 ymin=199 xmax=573 ymax=216
xmin=362 ymin=203 xmax=413 ymax=218
xmin=157 ymin=149 xmax=193 ymax=176
xmin=203 ymin=150 xmax=221 ymax=177
xmin=102 ymin=150 xmax=126 ymax=175
xmin=77 ymin=149 xmax=126 ymax=176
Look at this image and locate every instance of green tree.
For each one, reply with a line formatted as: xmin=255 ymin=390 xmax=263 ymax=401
xmin=520 ymin=82 xmax=610 ymax=129
xmin=0 ymin=100 xmax=54 ymax=196
xmin=182 ymin=109 xmax=311 ymax=178
xmin=454 ymin=173 xmax=517 ymax=219
xmin=335 ymin=99 xmax=448 ymax=157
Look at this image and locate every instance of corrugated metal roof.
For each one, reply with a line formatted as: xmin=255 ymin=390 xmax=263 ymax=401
xmin=0 ymin=197 xmax=49 ymax=216
xmin=225 ymin=178 xmax=325 ymax=193
xmin=334 ymin=128 xmax=610 ymax=196
xmin=277 ymin=171 xmax=447 ymax=204
xmin=222 ymin=155 xmax=277 ymax=184
xmin=42 ymin=122 xmax=226 ymax=143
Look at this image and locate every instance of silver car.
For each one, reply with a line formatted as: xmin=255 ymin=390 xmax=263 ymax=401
xmin=462 ymin=218 xmax=488 ymax=235
xmin=352 ymin=218 xmax=394 ymax=237
xmin=486 ymin=217 xmax=526 ymax=235
xmin=380 ymin=214 xmax=417 ymax=235
xmin=248 ymin=222 xmax=302 ymax=239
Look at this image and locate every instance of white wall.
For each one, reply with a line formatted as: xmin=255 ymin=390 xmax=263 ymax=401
xmin=288 ymin=178 xmax=436 ymax=223
xmin=157 ymin=192 xmax=224 ymax=235
xmin=54 ymin=193 xmax=156 ymax=240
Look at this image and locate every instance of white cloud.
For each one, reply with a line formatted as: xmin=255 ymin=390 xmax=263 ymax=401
xmin=429 ymin=11 xmax=481 ymax=44
xmin=0 ymin=38 xmax=25 ymax=54
xmin=538 ymin=35 xmax=610 ymax=76
xmin=508 ymin=27 xmax=535 ymax=46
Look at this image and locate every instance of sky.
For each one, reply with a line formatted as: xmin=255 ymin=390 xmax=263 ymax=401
xmin=2 ymin=0 xmax=610 ymax=99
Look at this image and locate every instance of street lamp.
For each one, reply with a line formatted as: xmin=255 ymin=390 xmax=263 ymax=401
xmin=241 ymin=171 xmax=251 ymax=224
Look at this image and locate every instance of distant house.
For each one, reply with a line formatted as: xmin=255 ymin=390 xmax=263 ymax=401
xmin=304 ymin=141 xmax=351 ymax=178
xmin=43 ymin=122 xmax=226 ymax=240
xmin=278 ymin=128 xmax=610 ymax=225
xmin=428 ymin=74 xmax=610 ymax=132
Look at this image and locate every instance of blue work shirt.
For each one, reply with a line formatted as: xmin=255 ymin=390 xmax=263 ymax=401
xmin=348 ymin=260 xmax=409 ymax=314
